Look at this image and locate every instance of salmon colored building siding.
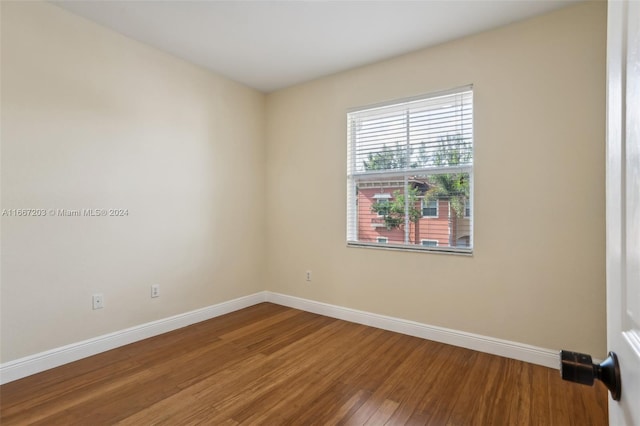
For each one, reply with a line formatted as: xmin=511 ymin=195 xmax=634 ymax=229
xmin=357 ymin=186 xmax=412 ymax=244
xmin=357 ymin=187 xmax=461 ymax=247
xmin=417 ymin=199 xmax=451 ymax=246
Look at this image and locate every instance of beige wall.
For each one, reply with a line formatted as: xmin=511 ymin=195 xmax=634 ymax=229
xmin=1 ymin=1 xmax=607 ymax=364
xmin=265 ymin=2 xmax=607 ymax=355
xmin=0 ymin=2 xmax=266 ymax=362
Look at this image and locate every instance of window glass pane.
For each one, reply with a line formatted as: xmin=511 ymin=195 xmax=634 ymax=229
xmin=353 ymin=173 xmax=471 ymax=250
xmin=422 ymin=199 xmax=437 ymax=217
xmin=347 ymin=87 xmax=473 ymax=253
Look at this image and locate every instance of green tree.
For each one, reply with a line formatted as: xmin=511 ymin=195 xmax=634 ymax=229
xmin=424 ymin=135 xmax=471 ymax=218
xmin=370 ymin=186 xmax=421 ymax=231
xmin=425 ymin=173 xmax=469 ymax=218
xmin=363 ymin=143 xmax=417 ymax=170
xmin=364 ymin=134 xmax=470 ymax=232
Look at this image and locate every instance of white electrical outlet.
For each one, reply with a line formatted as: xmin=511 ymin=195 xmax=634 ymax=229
xmin=92 ymin=293 xmax=104 ymax=310
xmin=151 ymin=284 xmax=160 ymax=298
xmin=306 ymin=270 xmax=312 ymax=282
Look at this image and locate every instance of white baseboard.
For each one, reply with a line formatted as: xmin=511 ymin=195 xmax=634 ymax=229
xmin=1 ymin=290 xmax=561 ymax=385
xmin=0 ymin=292 xmax=267 ymax=385
xmin=264 ymin=292 xmax=560 ymax=370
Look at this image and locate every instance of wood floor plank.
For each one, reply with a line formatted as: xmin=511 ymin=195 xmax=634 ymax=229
xmin=328 ymin=389 xmax=371 ymax=426
xmin=0 ymin=303 xmax=608 ymax=425
xmin=363 ymin=398 xmax=399 ymax=425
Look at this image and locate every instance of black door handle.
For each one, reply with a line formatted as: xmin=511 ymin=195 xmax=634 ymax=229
xmin=560 ymin=350 xmax=621 ymax=401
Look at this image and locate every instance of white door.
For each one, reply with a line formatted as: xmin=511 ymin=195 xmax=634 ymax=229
xmin=607 ymin=1 xmax=640 ymax=424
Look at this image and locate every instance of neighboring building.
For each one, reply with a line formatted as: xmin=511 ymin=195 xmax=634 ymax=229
xmin=357 ymin=181 xmax=471 ymax=248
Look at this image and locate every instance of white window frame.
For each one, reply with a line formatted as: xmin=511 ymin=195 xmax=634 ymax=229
xmin=422 ymin=198 xmax=438 ymax=218
xmin=377 ymin=237 xmax=388 ymax=244
xmin=373 ymin=193 xmax=392 ymax=217
xmin=421 ymin=239 xmax=439 ymax=247
xmin=346 ymin=85 xmax=473 ymax=254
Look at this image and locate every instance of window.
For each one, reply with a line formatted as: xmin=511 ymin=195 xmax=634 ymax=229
xmin=373 ymin=193 xmax=392 ymax=217
xmin=347 ymin=86 xmax=473 ymax=253
xmin=375 ymin=199 xmax=389 ymax=217
xmin=422 ymin=199 xmax=438 ymax=217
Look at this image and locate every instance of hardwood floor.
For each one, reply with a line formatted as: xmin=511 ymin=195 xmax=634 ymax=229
xmin=0 ymin=303 xmax=608 ymax=425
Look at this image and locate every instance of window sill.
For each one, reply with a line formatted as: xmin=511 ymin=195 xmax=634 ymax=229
xmin=347 ymin=241 xmax=473 ymax=256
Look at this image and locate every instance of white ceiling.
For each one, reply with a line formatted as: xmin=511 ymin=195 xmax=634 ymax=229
xmin=53 ymin=0 xmax=582 ymax=93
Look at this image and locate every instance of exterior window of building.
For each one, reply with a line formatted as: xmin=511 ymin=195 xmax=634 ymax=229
xmin=347 ymin=86 xmax=473 ymax=253
xmin=373 ymin=193 xmax=392 ymax=217
xmin=375 ymin=199 xmax=388 ymax=217
xmin=422 ymin=199 xmax=438 ymax=217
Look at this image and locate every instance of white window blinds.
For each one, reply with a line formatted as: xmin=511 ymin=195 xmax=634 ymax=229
xmin=346 ymin=86 xmax=473 ymax=252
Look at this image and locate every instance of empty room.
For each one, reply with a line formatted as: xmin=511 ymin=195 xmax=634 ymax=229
xmin=2 ymin=0 xmax=639 ymax=424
